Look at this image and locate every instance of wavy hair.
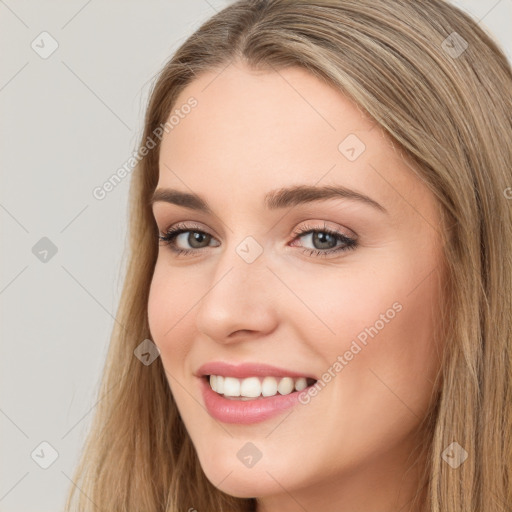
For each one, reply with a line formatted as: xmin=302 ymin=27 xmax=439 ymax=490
xmin=65 ymin=1 xmax=512 ymax=510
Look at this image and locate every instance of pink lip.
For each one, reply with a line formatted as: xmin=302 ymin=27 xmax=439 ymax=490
xmin=199 ymin=375 xmax=314 ymax=424
xmin=195 ymin=361 xmax=317 ymax=380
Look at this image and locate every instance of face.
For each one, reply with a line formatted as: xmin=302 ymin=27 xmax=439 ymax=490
xmin=148 ymin=61 xmax=445 ymax=509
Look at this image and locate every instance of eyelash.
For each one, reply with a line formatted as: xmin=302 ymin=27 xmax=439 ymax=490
xmin=157 ymin=221 xmax=358 ymax=258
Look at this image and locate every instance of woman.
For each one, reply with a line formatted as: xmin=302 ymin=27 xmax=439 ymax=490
xmin=65 ymin=1 xmax=512 ymax=510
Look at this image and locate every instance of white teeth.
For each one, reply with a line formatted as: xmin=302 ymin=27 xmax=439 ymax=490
xmin=294 ymin=377 xmax=307 ymax=391
xmin=216 ymin=375 xmax=224 ymax=394
xmin=208 ymin=375 xmax=314 ymax=398
xmin=223 ymin=376 xmax=241 ymax=397
xmin=261 ymin=376 xmax=278 ymax=397
xmin=240 ymin=377 xmax=261 ymax=398
xmin=277 ymin=377 xmax=294 ymax=395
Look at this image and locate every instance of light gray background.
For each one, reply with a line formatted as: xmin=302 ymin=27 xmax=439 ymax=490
xmin=1 ymin=1 xmax=510 ymax=510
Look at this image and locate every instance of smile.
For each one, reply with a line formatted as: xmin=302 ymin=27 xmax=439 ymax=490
xmin=200 ymin=375 xmax=319 ymax=424
xmin=207 ymin=375 xmax=317 ymax=400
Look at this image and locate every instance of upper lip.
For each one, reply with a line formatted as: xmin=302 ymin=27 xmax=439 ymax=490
xmin=196 ymin=361 xmax=318 ymax=380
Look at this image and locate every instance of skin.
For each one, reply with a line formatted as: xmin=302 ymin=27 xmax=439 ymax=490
xmin=148 ymin=60 xmax=446 ymax=512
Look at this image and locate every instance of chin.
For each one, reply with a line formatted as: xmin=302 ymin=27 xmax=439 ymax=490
xmin=200 ymin=457 xmax=294 ymax=499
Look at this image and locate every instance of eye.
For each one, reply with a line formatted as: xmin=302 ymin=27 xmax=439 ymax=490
xmin=289 ymin=222 xmax=358 ymax=257
xmin=158 ymin=222 xmax=218 ymax=256
xmin=158 ymin=221 xmax=358 ymax=258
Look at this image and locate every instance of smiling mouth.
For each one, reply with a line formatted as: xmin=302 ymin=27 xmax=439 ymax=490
xmin=204 ymin=374 xmax=317 ymax=400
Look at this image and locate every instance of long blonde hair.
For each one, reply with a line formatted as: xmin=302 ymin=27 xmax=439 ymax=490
xmin=65 ymin=1 xmax=512 ymax=510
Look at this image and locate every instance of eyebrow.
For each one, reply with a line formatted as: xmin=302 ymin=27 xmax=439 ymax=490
xmin=150 ymin=184 xmax=388 ymax=215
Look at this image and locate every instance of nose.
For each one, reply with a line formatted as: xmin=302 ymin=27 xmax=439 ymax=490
xmin=194 ymin=242 xmax=278 ymax=343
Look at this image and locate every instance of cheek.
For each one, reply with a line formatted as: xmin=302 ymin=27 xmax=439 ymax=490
xmin=374 ymin=269 xmax=443 ymax=387
xmin=325 ymin=256 xmax=444 ymax=421
xmin=147 ymin=265 xmax=168 ymax=343
xmin=147 ymin=262 xmax=194 ymax=372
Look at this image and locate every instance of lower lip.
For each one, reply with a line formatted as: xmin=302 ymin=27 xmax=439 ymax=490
xmin=200 ymin=376 xmax=313 ymax=424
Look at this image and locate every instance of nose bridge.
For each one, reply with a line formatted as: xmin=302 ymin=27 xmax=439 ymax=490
xmin=194 ymin=234 xmax=276 ymax=341
xmin=212 ymin=232 xmax=269 ymax=293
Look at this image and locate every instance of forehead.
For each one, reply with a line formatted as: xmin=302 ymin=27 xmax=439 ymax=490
xmin=157 ymin=61 xmax=427 ymax=222
xmin=161 ymin=61 xmax=380 ymax=162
